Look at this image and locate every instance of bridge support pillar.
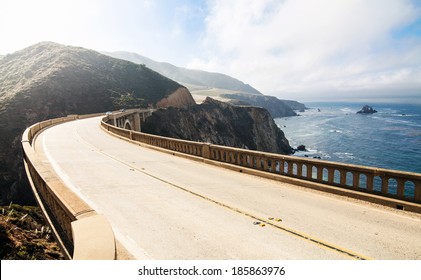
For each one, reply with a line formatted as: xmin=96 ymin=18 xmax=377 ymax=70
xmin=134 ymin=112 xmax=141 ymax=131
xmin=112 ymin=116 xmax=117 ymax=127
xmin=202 ymin=143 xmax=211 ymax=159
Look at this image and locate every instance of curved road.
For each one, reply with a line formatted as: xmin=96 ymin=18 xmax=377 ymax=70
xmin=34 ymin=117 xmax=421 ymax=259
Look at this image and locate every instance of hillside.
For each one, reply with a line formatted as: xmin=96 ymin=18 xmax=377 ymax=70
xmin=0 ymin=42 xmax=194 ymax=109
xmin=219 ymin=93 xmax=298 ymax=118
xmin=103 ymin=51 xmax=262 ymax=95
xmin=103 ymin=51 xmax=307 ymax=117
xmin=143 ymin=97 xmax=292 ymax=155
xmin=0 ymin=42 xmax=195 ymax=205
xmin=0 ymin=204 xmax=63 ymax=259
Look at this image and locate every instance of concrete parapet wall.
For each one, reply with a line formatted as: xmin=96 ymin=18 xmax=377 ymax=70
xmin=71 ymin=214 xmax=115 ymax=260
xmin=101 ymin=113 xmax=421 ymax=213
xmin=22 ymin=113 xmax=116 ymax=260
xmin=20 ymin=109 xmax=421 ymax=260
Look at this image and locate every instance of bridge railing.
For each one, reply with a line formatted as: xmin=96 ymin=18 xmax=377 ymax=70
xmin=22 ymin=114 xmax=116 ymax=259
xmin=101 ymin=114 xmax=421 ymax=212
xmin=207 ymin=145 xmax=421 ymax=203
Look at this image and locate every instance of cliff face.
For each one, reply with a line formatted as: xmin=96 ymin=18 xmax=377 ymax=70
xmin=142 ymin=97 xmax=292 ymax=154
xmin=156 ymin=87 xmax=196 ymax=108
xmin=0 ymin=42 xmax=194 ymax=205
xmin=221 ymin=93 xmax=298 ymax=118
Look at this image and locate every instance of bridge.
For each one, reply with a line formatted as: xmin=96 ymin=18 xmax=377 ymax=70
xmin=21 ymin=110 xmax=421 ymax=260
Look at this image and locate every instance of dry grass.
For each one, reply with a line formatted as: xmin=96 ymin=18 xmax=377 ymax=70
xmin=0 ymin=203 xmax=63 ymax=260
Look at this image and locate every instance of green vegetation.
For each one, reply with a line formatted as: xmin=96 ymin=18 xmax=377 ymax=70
xmin=110 ymin=90 xmax=145 ymax=108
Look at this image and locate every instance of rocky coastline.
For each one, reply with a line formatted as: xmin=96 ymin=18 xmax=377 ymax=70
xmin=142 ymin=97 xmax=293 ymax=155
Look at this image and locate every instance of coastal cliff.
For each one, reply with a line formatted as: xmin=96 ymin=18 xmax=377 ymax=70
xmin=156 ymin=87 xmax=196 ymax=108
xmin=221 ymin=93 xmax=299 ymax=118
xmin=142 ymin=97 xmax=292 ymax=154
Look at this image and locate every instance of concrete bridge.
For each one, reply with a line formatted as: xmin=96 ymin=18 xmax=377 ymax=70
xmin=106 ymin=108 xmax=154 ymax=131
xmin=21 ymin=110 xmax=421 ymax=260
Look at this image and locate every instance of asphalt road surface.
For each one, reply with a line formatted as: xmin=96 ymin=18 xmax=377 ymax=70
xmin=34 ymin=117 xmax=421 ymax=260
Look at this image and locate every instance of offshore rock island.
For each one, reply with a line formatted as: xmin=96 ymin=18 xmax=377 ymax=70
xmin=357 ymin=105 xmax=378 ymax=114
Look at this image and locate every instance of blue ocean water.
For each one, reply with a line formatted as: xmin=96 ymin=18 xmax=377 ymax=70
xmin=275 ymin=102 xmax=421 ymax=174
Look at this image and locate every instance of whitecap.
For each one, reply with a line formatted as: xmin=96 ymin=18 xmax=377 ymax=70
xmin=333 ymin=152 xmax=355 ymax=159
xmin=340 ymin=107 xmax=354 ymax=114
xmin=391 ymin=113 xmax=420 ymax=117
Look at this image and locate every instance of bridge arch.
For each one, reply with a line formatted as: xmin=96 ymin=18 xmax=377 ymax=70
xmin=124 ymin=119 xmax=133 ymax=130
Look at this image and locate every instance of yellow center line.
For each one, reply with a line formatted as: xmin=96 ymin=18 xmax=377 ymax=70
xmin=84 ymin=126 xmax=374 ymax=260
xmin=140 ymin=170 xmax=373 ymax=260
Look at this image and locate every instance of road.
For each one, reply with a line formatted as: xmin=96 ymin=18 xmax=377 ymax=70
xmin=34 ymin=117 xmax=421 ymax=259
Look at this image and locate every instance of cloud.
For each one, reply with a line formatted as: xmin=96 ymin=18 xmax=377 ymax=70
xmin=189 ymin=0 xmax=421 ymax=100
xmin=0 ymin=0 xmax=101 ymax=52
xmin=0 ymin=0 xmax=207 ymax=65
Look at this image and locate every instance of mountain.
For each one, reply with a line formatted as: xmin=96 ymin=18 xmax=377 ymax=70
xmin=103 ymin=51 xmax=307 ymax=117
xmin=0 ymin=42 xmax=195 ymax=205
xmin=0 ymin=42 xmax=194 ymax=111
xmin=103 ymin=51 xmax=262 ymax=95
xmin=281 ymin=100 xmax=308 ymax=111
xmin=142 ymin=97 xmax=292 ymax=155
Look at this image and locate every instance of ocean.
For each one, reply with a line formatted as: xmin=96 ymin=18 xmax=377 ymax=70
xmin=275 ymin=102 xmax=421 ymax=174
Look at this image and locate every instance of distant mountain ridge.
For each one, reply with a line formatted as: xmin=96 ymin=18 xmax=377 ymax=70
xmin=103 ymin=51 xmax=262 ymax=95
xmin=103 ymin=51 xmax=307 ymax=118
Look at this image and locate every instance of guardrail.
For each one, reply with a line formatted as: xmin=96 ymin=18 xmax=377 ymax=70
xmin=20 ymin=109 xmax=421 ymax=260
xmin=22 ymin=113 xmax=116 ymax=259
xmin=206 ymin=145 xmax=421 ymax=203
xmin=102 ymin=114 xmax=421 ymax=212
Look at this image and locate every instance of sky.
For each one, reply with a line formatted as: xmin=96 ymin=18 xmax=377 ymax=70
xmin=1 ymin=0 xmax=421 ymax=102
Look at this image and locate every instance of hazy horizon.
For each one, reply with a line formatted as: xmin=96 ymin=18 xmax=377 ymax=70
xmin=1 ymin=0 xmax=420 ymax=103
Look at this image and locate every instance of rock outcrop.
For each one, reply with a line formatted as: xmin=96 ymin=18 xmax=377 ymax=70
xmin=156 ymin=87 xmax=196 ymax=108
xmin=142 ymin=97 xmax=292 ymax=154
xmin=220 ymin=93 xmax=298 ymax=118
xmin=357 ymin=105 xmax=377 ymax=114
